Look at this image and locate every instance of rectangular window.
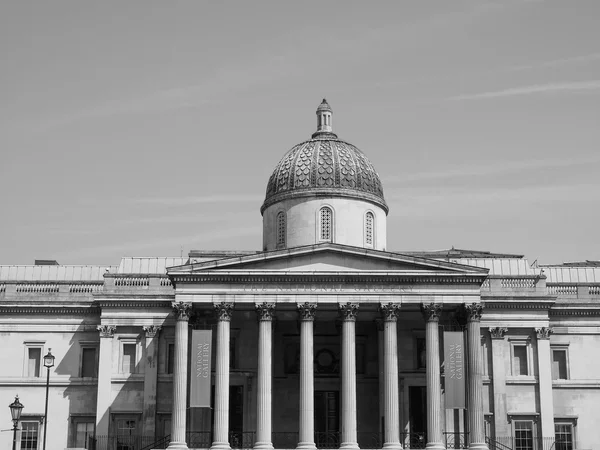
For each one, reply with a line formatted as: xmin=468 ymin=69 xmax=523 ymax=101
xmin=514 ymin=421 xmax=534 ymax=450
xmin=166 ymin=343 xmax=175 ymax=374
xmin=27 ymin=348 xmax=41 ymax=378
xmin=555 ymin=423 xmax=574 ymax=450
xmin=552 ymin=349 xmax=568 ymax=380
xmin=512 ymin=345 xmax=529 ymax=376
xmin=115 ymin=417 xmax=138 ymax=450
xmin=121 ymin=343 xmax=136 ymax=374
xmin=73 ymin=421 xmax=95 ymax=448
xmin=81 ymin=347 xmax=97 ymax=378
xmin=20 ymin=421 xmax=39 ymax=450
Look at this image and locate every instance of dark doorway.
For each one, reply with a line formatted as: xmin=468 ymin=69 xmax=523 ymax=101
xmin=314 ymin=391 xmax=339 ymax=448
xmin=409 ymin=386 xmax=427 ymax=449
xmin=209 ymin=385 xmax=245 ymax=447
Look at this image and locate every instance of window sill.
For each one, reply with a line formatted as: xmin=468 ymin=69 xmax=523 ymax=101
xmin=506 ymin=376 xmax=537 ymax=385
xmin=553 ymin=379 xmax=600 ymax=388
xmin=111 ymin=374 xmax=144 ymax=383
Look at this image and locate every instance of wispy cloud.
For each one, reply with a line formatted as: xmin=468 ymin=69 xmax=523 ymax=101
xmin=447 ymin=80 xmax=600 ymax=100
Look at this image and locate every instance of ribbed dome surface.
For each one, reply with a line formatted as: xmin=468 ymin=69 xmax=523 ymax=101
xmin=261 ymin=137 xmax=387 ymax=213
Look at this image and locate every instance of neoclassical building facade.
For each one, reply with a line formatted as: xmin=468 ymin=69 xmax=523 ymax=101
xmin=1 ymin=101 xmax=599 ymax=450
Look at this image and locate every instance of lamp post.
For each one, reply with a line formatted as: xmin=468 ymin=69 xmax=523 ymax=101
xmin=43 ymin=349 xmax=55 ymax=450
xmin=9 ymin=395 xmax=24 ymax=450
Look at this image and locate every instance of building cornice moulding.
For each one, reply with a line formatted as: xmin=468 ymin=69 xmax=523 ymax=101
xmin=0 ymin=305 xmax=100 ymax=315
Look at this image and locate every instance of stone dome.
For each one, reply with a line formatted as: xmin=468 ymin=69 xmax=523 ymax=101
xmin=261 ymin=100 xmax=388 ymax=214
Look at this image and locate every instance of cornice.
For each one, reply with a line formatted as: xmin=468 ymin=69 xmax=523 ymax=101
xmin=483 ymin=300 xmax=555 ymax=310
xmin=96 ymin=300 xmax=173 ymax=309
xmin=550 ymin=307 xmax=600 ymax=317
xmin=0 ymin=305 xmax=100 ymax=315
xmin=94 ymin=294 xmax=175 ymax=301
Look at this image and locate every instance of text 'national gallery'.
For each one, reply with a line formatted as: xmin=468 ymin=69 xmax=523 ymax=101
xmin=1 ymin=101 xmax=599 ymax=450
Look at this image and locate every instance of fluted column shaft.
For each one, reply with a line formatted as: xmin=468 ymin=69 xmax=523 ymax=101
xmin=465 ymin=303 xmax=488 ymax=450
xmin=168 ymin=303 xmax=191 ymax=450
xmin=339 ymin=303 xmax=359 ymax=450
xmin=297 ymin=303 xmax=317 ymax=450
xmin=212 ymin=303 xmax=233 ymax=450
xmin=255 ymin=304 xmax=275 ymax=450
xmin=421 ymin=304 xmax=444 ymax=450
xmin=381 ymin=304 xmax=402 ymax=450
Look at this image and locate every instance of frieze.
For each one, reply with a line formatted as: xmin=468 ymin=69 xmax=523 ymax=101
xmin=297 ymin=302 xmax=317 ymax=321
xmin=421 ymin=303 xmax=442 ymax=322
xmin=98 ymin=325 xmax=116 ymax=338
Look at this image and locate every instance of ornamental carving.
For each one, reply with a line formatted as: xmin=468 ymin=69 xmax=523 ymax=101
xmin=255 ymin=303 xmax=276 ymax=321
xmin=380 ymin=303 xmax=400 ymax=321
xmin=297 ymin=303 xmax=317 ymax=321
xmin=421 ymin=303 xmax=442 ymax=322
xmin=536 ymin=327 xmax=553 ymax=340
xmin=489 ymin=327 xmax=508 ymax=339
xmin=97 ymin=325 xmax=116 ymax=338
xmin=339 ymin=302 xmax=359 ymax=321
xmin=464 ymin=303 xmax=484 ymax=321
xmin=143 ymin=325 xmax=161 ymax=338
xmin=214 ymin=302 xmax=234 ymax=322
xmin=172 ymin=302 xmax=192 ymax=321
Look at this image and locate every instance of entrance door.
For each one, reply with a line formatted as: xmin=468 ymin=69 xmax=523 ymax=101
xmin=315 ymin=391 xmax=340 ymax=448
xmin=409 ymin=386 xmax=427 ymax=449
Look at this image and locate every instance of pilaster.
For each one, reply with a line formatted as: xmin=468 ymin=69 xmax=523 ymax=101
xmin=489 ymin=327 xmax=508 ymax=438
xmin=536 ymin=327 xmax=555 ymax=446
xmin=95 ymin=325 xmax=115 ymax=437
xmin=142 ymin=325 xmax=161 ymax=436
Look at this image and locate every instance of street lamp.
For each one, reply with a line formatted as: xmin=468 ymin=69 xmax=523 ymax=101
xmin=9 ymin=395 xmax=24 ymax=450
xmin=42 ymin=349 xmax=55 ymax=450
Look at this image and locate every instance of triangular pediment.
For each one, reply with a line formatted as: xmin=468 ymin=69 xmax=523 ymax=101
xmin=167 ymin=243 xmax=488 ymax=276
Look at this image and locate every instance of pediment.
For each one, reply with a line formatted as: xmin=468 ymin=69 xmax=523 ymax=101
xmin=168 ymin=243 xmax=488 ymax=276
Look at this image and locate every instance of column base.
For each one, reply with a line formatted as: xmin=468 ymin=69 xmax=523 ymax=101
xmin=383 ymin=441 xmax=403 ymax=450
xmin=468 ymin=443 xmax=489 ymax=450
xmin=296 ymin=442 xmax=317 ymax=450
xmin=254 ymin=442 xmax=274 ymax=450
xmin=425 ymin=442 xmax=445 ymax=450
xmin=339 ymin=442 xmax=360 ymax=450
xmin=167 ymin=441 xmax=189 ymax=450
xmin=210 ymin=442 xmax=232 ymax=450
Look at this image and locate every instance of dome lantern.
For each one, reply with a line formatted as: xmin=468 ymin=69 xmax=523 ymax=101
xmin=313 ymin=99 xmax=336 ymax=139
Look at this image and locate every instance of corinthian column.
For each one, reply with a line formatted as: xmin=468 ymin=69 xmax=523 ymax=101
xmin=255 ymin=303 xmax=275 ymax=450
xmin=297 ymin=303 xmax=317 ymax=450
xmin=421 ymin=303 xmax=444 ymax=450
xmin=380 ymin=303 xmax=402 ymax=450
xmin=465 ymin=303 xmax=488 ymax=450
xmin=211 ymin=303 xmax=234 ymax=450
xmin=339 ymin=302 xmax=359 ymax=450
xmin=168 ymin=302 xmax=192 ymax=450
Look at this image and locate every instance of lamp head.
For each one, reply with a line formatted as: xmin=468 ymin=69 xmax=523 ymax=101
xmin=43 ymin=349 xmax=55 ymax=369
xmin=9 ymin=395 xmax=24 ymax=422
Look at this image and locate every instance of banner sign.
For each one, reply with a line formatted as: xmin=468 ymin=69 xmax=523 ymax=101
xmin=190 ymin=330 xmax=212 ymax=408
xmin=443 ymin=331 xmax=466 ymax=409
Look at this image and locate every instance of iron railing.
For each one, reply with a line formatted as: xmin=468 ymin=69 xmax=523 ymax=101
xmin=444 ymin=432 xmax=469 ymax=449
xmin=400 ymin=432 xmax=427 ymax=449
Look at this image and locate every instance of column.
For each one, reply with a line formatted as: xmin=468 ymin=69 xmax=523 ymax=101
xmin=297 ymin=303 xmax=317 ymax=450
xmin=421 ymin=303 xmax=444 ymax=450
xmin=95 ymin=325 xmax=116 ymax=437
xmin=375 ymin=319 xmax=385 ymax=439
xmin=142 ymin=325 xmax=162 ymax=436
xmin=339 ymin=302 xmax=359 ymax=450
xmin=211 ymin=302 xmax=234 ymax=450
xmin=489 ymin=327 xmax=508 ymax=439
xmin=465 ymin=303 xmax=488 ymax=450
xmin=536 ymin=327 xmax=555 ymax=450
xmin=381 ymin=303 xmax=402 ymax=450
xmin=255 ymin=303 xmax=275 ymax=450
xmin=168 ymin=302 xmax=192 ymax=450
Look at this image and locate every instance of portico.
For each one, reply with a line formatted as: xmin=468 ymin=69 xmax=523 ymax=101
xmin=165 ymin=243 xmax=490 ymax=450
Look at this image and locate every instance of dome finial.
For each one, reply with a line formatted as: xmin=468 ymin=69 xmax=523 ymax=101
xmin=315 ymin=98 xmax=333 ymax=136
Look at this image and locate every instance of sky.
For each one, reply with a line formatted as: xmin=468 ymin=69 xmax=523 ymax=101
xmin=1 ymin=0 xmax=599 ymax=266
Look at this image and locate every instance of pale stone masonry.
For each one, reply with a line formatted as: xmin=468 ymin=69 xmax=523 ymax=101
xmin=1 ymin=102 xmax=600 ymax=450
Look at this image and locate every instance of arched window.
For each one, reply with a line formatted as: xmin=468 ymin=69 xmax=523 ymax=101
xmin=276 ymin=211 xmax=286 ymax=248
xmin=319 ymin=207 xmax=333 ymax=242
xmin=365 ymin=212 xmax=374 ymax=246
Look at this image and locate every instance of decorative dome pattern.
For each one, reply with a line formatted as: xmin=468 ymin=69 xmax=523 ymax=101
xmin=261 ymin=137 xmax=387 ymax=213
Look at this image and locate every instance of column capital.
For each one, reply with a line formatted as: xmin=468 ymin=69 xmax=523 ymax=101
xmin=97 ymin=325 xmax=116 ymax=338
xmin=297 ymin=302 xmax=317 ymax=321
xmin=214 ymin=302 xmax=234 ymax=322
xmin=380 ymin=303 xmax=400 ymax=322
xmin=143 ymin=325 xmax=162 ymax=338
xmin=256 ymin=303 xmax=276 ymax=321
xmin=464 ymin=302 xmax=484 ymax=322
xmin=536 ymin=327 xmax=553 ymax=340
xmin=172 ymin=302 xmax=192 ymax=321
xmin=489 ymin=327 xmax=508 ymax=339
xmin=420 ymin=303 xmax=442 ymax=322
xmin=338 ymin=302 xmax=359 ymax=322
